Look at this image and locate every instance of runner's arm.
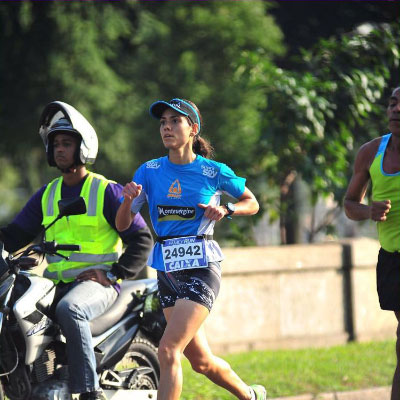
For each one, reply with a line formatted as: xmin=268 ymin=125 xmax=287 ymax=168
xmin=343 ymin=141 xmax=390 ymax=222
xmin=116 ymin=181 xmax=142 ymax=232
xmin=198 ymin=186 xmax=259 ymax=221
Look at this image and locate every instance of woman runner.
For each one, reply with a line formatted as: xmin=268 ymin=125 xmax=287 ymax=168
xmin=116 ymin=98 xmax=266 ymax=400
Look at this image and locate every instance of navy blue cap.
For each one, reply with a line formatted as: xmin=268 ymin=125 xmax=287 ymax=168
xmin=149 ymin=98 xmax=201 ymax=134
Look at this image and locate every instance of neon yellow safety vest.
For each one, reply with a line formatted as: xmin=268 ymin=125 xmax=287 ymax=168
xmin=369 ymin=133 xmax=400 ymax=252
xmin=41 ymin=172 xmax=123 ymax=283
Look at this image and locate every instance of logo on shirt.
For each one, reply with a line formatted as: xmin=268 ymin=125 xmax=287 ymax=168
xmin=146 ymin=160 xmax=161 ymax=169
xmin=167 ymin=179 xmax=182 ymax=199
xmin=157 ymin=205 xmax=195 ymax=221
xmin=201 ymin=165 xmax=218 ymax=178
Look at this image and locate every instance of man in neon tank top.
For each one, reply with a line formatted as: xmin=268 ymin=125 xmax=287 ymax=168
xmin=344 ymin=87 xmax=400 ymax=400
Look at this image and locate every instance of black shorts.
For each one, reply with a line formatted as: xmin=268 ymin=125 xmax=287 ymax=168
xmin=157 ymin=262 xmax=221 ymax=312
xmin=377 ymin=248 xmax=400 ymax=311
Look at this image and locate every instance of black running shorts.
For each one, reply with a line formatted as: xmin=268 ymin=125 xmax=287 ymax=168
xmin=377 ymin=248 xmax=400 ymax=311
xmin=157 ymin=262 xmax=221 ymax=312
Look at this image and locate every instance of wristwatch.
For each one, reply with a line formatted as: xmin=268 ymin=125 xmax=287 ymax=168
xmin=223 ymin=202 xmax=236 ymax=219
xmin=106 ymin=271 xmax=118 ymax=284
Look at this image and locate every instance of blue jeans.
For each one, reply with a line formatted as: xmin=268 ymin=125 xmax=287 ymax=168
xmin=55 ymin=280 xmax=118 ymax=394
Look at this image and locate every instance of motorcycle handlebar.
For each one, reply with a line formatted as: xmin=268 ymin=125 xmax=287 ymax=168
xmin=7 ymin=242 xmax=81 ymax=273
xmin=30 ymin=241 xmax=81 ymax=255
xmin=56 ymin=244 xmax=81 ymax=252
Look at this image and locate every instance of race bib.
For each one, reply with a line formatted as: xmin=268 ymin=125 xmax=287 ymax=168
xmin=161 ymin=236 xmax=208 ymax=272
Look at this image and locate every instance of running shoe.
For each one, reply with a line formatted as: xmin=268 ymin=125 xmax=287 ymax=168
xmin=250 ymin=384 xmax=267 ymax=400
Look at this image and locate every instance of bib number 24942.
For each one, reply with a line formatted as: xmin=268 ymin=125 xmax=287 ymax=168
xmin=162 ymin=236 xmax=207 ymax=272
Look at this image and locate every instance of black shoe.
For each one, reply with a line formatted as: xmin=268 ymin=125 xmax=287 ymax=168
xmin=79 ymin=389 xmax=107 ymax=400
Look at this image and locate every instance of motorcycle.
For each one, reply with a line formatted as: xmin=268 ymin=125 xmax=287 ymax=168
xmin=0 ymin=197 xmax=165 ymax=400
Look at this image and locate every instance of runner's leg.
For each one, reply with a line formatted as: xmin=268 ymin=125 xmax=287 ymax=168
xmin=157 ymin=299 xmax=209 ymax=400
xmin=391 ymin=311 xmax=400 ymax=400
xmin=184 ymin=324 xmax=252 ymax=400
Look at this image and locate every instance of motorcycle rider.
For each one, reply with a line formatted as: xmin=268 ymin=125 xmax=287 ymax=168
xmin=0 ymin=101 xmax=153 ymax=400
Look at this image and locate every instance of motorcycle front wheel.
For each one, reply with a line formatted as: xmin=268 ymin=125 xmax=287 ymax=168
xmin=110 ymin=338 xmax=160 ymax=390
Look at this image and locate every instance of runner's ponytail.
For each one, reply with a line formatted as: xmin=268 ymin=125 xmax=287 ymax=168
xmin=181 ymin=99 xmax=214 ymax=159
xmin=193 ymin=135 xmax=214 ymax=159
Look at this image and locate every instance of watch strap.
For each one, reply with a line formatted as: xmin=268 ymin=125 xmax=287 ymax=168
xmin=223 ymin=203 xmax=235 ymax=219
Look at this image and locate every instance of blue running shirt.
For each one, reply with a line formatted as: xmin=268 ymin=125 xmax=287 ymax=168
xmin=129 ymin=155 xmax=246 ymax=271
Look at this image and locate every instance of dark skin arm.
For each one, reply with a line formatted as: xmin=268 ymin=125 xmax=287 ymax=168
xmin=344 ymin=138 xmax=391 ymax=222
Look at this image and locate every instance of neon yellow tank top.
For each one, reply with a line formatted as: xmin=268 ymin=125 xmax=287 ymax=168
xmin=369 ymin=133 xmax=400 ymax=252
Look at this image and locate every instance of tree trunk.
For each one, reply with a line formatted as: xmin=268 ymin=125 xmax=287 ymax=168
xmin=280 ymin=171 xmax=302 ymax=245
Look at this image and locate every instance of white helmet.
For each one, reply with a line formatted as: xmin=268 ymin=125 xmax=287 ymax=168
xmin=39 ymin=101 xmax=98 ymax=166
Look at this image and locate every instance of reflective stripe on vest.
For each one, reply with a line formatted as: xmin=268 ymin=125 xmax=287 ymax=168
xmin=87 ymin=176 xmax=101 ymax=216
xmin=46 ymin=180 xmax=58 ymax=216
xmin=44 ymin=176 xmax=101 ymax=217
xmin=43 ymin=264 xmax=112 ymax=280
xmin=41 ymin=172 xmax=122 ymax=284
xmin=46 ymin=252 xmax=119 ymax=264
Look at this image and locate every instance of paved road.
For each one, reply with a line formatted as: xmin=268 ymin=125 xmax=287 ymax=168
xmin=271 ymin=386 xmax=391 ymax=400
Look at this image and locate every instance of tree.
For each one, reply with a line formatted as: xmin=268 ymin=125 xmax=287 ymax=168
xmin=269 ymin=0 xmax=400 ymax=64
xmin=237 ymin=22 xmax=399 ymax=243
xmin=0 ymin=2 xmax=141 ymax=186
xmin=120 ymin=1 xmax=284 ymax=167
xmin=0 ymin=1 xmax=285 ymax=244
xmin=3 ymin=1 xmax=395 ymax=246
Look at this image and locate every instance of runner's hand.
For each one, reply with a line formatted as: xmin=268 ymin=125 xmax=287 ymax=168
xmin=198 ymin=203 xmax=227 ymax=221
xmin=122 ymin=182 xmax=142 ymax=203
xmin=370 ymin=200 xmax=391 ymax=221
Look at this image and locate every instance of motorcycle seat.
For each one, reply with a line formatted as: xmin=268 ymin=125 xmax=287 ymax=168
xmin=89 ymin=279 xmax=149 ymax=336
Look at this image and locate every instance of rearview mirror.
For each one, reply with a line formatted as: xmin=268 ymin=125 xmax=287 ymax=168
xmin=58 ymin=197 xmax=87 ymax=217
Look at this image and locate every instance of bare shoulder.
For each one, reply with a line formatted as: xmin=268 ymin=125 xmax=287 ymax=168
xmin=354 ymin=137 xmax=381 ymax=170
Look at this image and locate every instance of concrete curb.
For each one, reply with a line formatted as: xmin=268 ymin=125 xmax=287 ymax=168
xmin=271 ymin=386 xmax=391 ymax=400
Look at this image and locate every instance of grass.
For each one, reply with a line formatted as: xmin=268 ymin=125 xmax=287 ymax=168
xmin=3 ymin=340 xmax=394 ymax=399
xmin=180 ymin=340 xmax=396 ymax=399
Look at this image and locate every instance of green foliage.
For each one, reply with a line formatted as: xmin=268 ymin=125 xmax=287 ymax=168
xmin=0 ymin=2 xmax=142 ymax=188
xmin=123 ymin=1 xmax=284 ymax=171
xmin=0 ymin=161 xmax=23 ymax=225
xmin=0 ymin=1 xmax=285 ymax=246
xmin=236 ymin=22 xmax=399 ymax=232
xmin=0 ymin=2 xmax=398 ymax=244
